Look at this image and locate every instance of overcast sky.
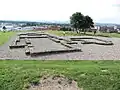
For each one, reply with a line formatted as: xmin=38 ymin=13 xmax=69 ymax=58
xmin=0 ymin=0 xmax=120 ymax=23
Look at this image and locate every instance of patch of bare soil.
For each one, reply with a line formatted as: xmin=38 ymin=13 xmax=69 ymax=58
xmin=28 ymin=75 xmax=82 ymax=90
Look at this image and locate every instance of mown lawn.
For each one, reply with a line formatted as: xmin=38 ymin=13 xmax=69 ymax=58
xmin=1 ymin=60 xmax=120 ymax=90
xmin=47 ymin=30 xmax=80 ymax=36
xmin=0 ymin=31 xmax=15 ymax=45
xmin=47 ymin=30 xmax=120 ymax=38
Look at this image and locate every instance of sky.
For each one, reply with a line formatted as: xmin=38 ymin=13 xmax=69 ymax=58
xmin=0 ymin=0 xmax=120 ymax=24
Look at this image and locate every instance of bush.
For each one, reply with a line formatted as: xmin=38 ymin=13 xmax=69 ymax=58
xmin=109 ymin=30 xmax=118 ymax=33
xmin=60 ymin=27 xmax=72 ymax=31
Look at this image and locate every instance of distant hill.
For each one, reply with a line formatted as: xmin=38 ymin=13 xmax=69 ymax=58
xmin=0 ymin=20 xmax=120 ymax=26
xmin=95 ymin=23 xmax=120 ymax=26
xmin=0 ymin=20 xmax=69 ymax=25
xmin=0 ymin=20 xmax=37 ymax=23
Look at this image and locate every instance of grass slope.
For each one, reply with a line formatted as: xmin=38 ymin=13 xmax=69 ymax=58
xmin=0 ymin=32 xmax=15 ymax=45
xmin=47 ymin=30 xmax=120 ymax=38
xmin=0 ymin=60 xmax=120 ymax=90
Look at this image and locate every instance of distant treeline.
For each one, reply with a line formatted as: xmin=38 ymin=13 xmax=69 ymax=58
xmin=0 ymin=20 xmax=70 ymax=26
xmin=60 ymin=27 xmax=72 ymax=31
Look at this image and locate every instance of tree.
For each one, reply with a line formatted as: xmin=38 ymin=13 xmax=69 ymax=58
xmin=83 ymin=15 xmax=94 ymax=34
xmin=70 ymin=12 xmax=94 ymax=34
xmin=3 ymin=26 xmax=6 ymax=30
xmin=2 ymin=26 xmax=6 ymax=32
xmin=25 ymin=22 xmax=38 ymax=26
xmin=70 ymin=12 xmax=84 ymax=33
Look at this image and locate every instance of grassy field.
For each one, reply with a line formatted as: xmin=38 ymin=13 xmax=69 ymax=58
xmin=47 ymin=30 xmax=80 ymax=36
xmin=47 ymin=30 xmax=120 ymax=38
xmin=0 ymin=31 xmax=15 ymax=45
xmin=0 ymin=60 xmax=120 ymax=90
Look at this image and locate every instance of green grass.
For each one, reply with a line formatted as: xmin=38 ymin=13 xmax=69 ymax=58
xmin=1 ymin=60 xmax=120 ymax=90
xmin=47 ymin=30 xmax=80 ymax=36
xmin=0 ymin=31 xmax=15 ymax=45
xmin=83 ymin=32 xmax=120 ymax=38
xmin=47 ymin=30 xmax=120 ymax=38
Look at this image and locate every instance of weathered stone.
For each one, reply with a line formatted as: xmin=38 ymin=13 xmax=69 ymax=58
xmin=48 ymin=37 xmax=61 ymax=43
xmin=25 ymin=46 xmax=30 ymax=55
xmin=25 ymin=38 xmax=31 ymax=44
xmin=9 ymin=45 xmax=26 ymax=49
xmin=67 ymin=42 xmax=78 ymax=44
xmin=30 ymin=49 xmax=81 ymax=56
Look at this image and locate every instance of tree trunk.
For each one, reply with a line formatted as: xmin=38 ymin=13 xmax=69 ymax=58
xmin=83 ymin=29 xmax=86 ymax=34
xmin=76 ymin=28 xmax=79 ymax=33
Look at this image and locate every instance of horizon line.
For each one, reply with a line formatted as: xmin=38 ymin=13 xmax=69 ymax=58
xmin=0 ymin=20 xmax=120 ymax=25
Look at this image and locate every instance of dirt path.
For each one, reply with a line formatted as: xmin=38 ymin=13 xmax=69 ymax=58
xmin=29 ymin=76 xmax=81 ymax=90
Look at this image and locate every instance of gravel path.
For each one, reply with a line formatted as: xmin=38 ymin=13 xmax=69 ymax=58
xmin=30 ymin=38 xmax=69 ymax=52
xmin=0 ymin=33 xmax=120 ymax=60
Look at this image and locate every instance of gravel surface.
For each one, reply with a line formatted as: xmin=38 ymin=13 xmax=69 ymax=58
xmin=0 ymin=34 xmax=30 ymax=60
xmin=30 ymin=38 xmax=69 ymax=52
xmin=0 ymin=33 xmax=120 ymax=60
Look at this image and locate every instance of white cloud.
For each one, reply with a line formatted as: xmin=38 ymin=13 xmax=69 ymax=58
xmin=0 ymin=0 xmax=119 ymax=23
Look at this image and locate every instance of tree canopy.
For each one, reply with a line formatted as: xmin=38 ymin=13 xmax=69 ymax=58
xmin=3 ymin=26 xmax=6 ymax=30
xmin=70 ymin=12 xmax=94 ymax=33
